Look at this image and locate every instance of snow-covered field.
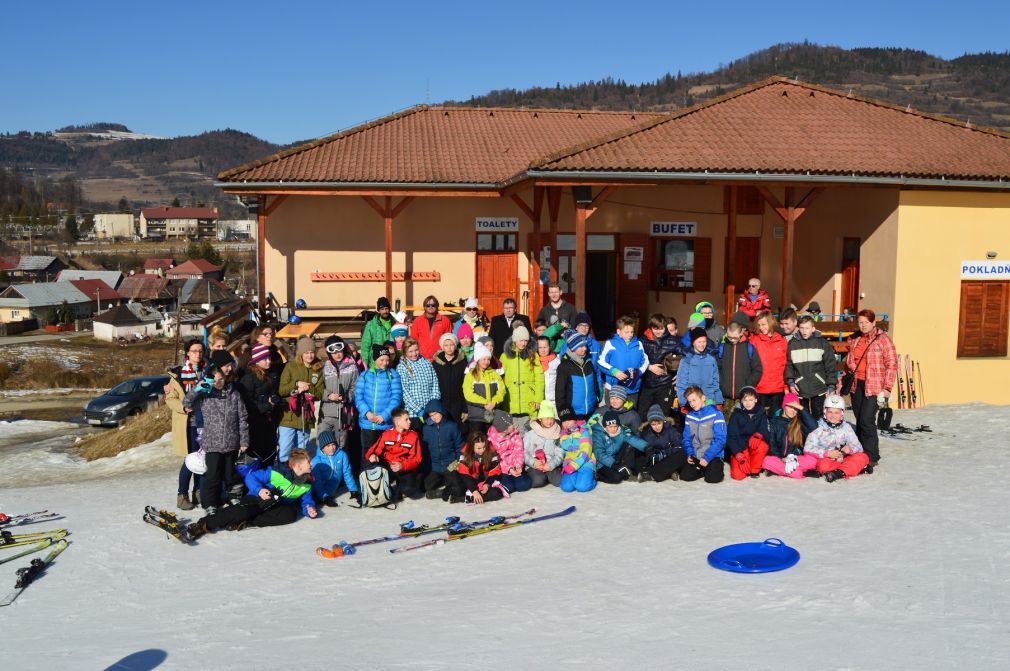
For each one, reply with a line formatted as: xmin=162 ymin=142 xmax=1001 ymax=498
xmin=2 ymin=405 xmax=1009 ymax=670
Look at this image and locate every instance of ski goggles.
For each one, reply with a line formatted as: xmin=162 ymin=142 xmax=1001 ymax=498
xmin=326 ymin=342 xmax=345 ymax=354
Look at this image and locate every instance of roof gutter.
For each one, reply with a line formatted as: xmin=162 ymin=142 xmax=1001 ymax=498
xmin=521 ymin=170 xmax=1010 ymax=190
xmin=215 ymin=180 xmax=497 ymax=191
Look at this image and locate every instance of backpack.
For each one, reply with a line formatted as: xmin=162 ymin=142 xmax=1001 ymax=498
xmin=358 ymin=465 xmax=395 ymax=509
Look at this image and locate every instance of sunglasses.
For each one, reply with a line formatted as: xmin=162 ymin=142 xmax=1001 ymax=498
xmin=424 ymin=302 xmax=437 ymax=308
xmin=748 ymin=284 xmax=759 ymax=288
xmin=465 ymin=307 xmax=477 ymax=312
xmin=326 ymin=342 xmax=345 ymax=354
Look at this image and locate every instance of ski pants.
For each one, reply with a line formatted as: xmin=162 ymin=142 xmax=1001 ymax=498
xmin=204 ymin=495 xmax=299 ymax=530
xmin=637 ymin=385 xmax=674 ymax=418
xmin=762 ymin=454 xmax=818 ymax=479
xmin=758 ymin=392 xmax=784 ymax=418
xmin=177 ymin=424 xmax=203 ymax=496
xmin=560 ymin=467 xmax=596 ymax=492
xmin=802 ymin=395 xmax=826 ymax=421
xmin=528 ymin=467 xmax=563 ymax=488
xmin=201 ymin=450 xmax=241 ymax=510
xmin=679 ymin=457 xmax=725 ymax=483
xmin=850 ymin=381 xmax=880 ymax=463
xmin=424 ymin=471 xmax=464 ymax=499
xmin=499 ymin=473 xmax=533 ymax=494
xmin=729 ymin=434 xmax=770 ymax=480
xmin=817 ymin=453 xmax=870 ymax=479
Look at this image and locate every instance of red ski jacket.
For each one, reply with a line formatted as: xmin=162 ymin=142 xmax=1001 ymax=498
xmin=737 ymin=289 xmax=771 ymax=318
xmin=365 ymin=428 xmax=422 ymax=472
xmin=750 ymin=331 xmax=788 ymax=394
xmin=410 ymin=314 xmax=454 ymax=360
xmin=457 ymin=453 xmax=502 ymax=492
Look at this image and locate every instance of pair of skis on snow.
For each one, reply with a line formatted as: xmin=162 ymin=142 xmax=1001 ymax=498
xmin=317 ymin=506 xmax=576 ymax=558
xmin=895 ymin=353 xmax=924 ymax=410
xmin=142 ymin=506 xmax=194 ymax=544
xmin=0 ymin=510 xmax=61 ymax=528
xmin=0 ymin=511 xmax=69 ymax=607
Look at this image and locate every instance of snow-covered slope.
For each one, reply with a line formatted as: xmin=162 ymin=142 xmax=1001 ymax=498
xmin=1 ymin=405 xmax=1007 ymax=670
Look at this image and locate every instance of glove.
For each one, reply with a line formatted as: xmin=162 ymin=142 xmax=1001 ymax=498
xmin=876 ymin=392 xmax=887 ymax=404
xmin=680 ymin=405 xmax=690 ymax=415
xmin=734 ymin=453 xmax=748 ymax=465
xmin=348 ymin=491 xmax=361 ymax=506
xmin=716 ymin=404 xmax=724 ymax=412
xmin=784 ymin=454 xmax=799 ymax=474
xmin=562 ymin=462 xmax=575 ymax=475
xmin=534 ymin=449 xmax=546 ymax=462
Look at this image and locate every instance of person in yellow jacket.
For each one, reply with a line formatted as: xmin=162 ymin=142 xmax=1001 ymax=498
xmin=501 ymin=325 xmax=544 ymax=427
xmin=463 ymin=342 xmax=506 ymax=434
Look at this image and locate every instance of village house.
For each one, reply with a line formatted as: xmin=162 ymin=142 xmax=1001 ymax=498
xmin=166 ymin=259 xmax=223 ymax=281
xmin=0 ymin=256 xmax=66 ymax=282
xmin=92 ymin=213 xmax=135 ymax=239
xmin=56 ymin=269 xmax=124 ymax=290
xmin=139 ymin=206 xmax=218 ymax=240
xmin=143 ymin=258 xmax=175 ymax=276
xmin=92 ymin=303 xmax=163 ymax=342
xmin=0 ymin=282 xmax=93 ymax=325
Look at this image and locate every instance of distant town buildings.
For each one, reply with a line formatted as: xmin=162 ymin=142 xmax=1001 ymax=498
xmin=93 ymin=213 xmax=135 ymax=239
xmin=139 ymin=206 xmax=218 ymax=239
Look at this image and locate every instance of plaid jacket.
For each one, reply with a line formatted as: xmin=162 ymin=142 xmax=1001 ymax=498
xmin=845 ymin=329 xmax=897 ymax=397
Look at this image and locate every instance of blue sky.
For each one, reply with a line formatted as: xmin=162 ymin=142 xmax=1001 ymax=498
xmin=1 ymin=1 xmax=1005 ymax=144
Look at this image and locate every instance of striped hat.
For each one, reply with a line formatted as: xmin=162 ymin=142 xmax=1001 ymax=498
xmin=250 ymin=343 xmax=271 ymax=365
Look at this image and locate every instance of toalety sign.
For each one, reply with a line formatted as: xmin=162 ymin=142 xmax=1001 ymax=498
xmin=650 ymin=221 xmax=697 ymax=237
xmin=476 ymin=217 xmax=519 ymax=232
xmin=961 ymin=260 xmax=1010 ymax=280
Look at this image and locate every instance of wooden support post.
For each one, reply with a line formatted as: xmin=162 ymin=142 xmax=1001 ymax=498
xmin=257 ymin=195 xmax=266 ymax=319
xmin=780 ymin=187 xmax=795 ymax=311
xmin=547 ymin=187 xmax=562 ymax=283
xmin=361 ymin=195 xmax=413 ymax=303
xmin=726 ymin=185 xmax=738 ymax=322
xmin=574 ymin=203 xmax=587 ymax=309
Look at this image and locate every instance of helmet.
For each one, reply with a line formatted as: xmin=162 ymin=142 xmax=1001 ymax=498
xmin=295 ymin=298 xmax=307 ymax=309
xmin=288 ymin=314 xmax=302 ymax=325
xmin=824 ymin=395 xmax=846 ymax=411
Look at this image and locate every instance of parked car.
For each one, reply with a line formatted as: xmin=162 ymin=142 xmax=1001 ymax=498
xmin=84 ymin=375 xmax=169 ymax=427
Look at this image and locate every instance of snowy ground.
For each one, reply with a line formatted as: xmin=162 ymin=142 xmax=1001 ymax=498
xmin=2 ymin=405 xmax=1009 ymax=670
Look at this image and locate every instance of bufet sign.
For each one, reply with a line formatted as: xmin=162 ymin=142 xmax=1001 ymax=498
xmin=961 ymin=260 xmax=1010 ymax=279
xmin=476 ymin=217 xmax=519 ymax=232
xmin=650 ymin=221 xmax=697 ymax=237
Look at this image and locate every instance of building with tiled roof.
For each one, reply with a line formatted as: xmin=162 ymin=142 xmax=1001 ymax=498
xmin=166 ymin=259 xmax=223 ymax=280
xmin=143 ymin=258 xmax=175 ymax=275
xmin=57 ymin=269 xmax=124 ymax=289
xmin=139 ymin=206 xmax=218 ymax=240
xmin=117 ymin=275 xmax=173 ymax=303
xmin=217 ymin=77 xmax=1010 ymax=404
xmin=67 ymin=279 xmax=124 ymax=307
xmin=2 ymin=256 xmax=65 ymax=282
xmin=0 ymin=282 xmax=93 ymax=325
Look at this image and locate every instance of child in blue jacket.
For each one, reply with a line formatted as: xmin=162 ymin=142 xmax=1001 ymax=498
xmin=675 ymin=328 xmax=724 ymax=408
xmin=681 ymin=386 xmax=727 ymax=484
xmin=590 ymin=410 xmax=649 ymax=484
xmin=311 ymin=430 xmax=359 ymax=507
xmin=421 ymin=399 xmax=465 ymax=502
xmin=597 ymin=316 xmax=648 ymax=403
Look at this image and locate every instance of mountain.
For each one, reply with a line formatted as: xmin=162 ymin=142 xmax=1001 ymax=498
xmin=451 ymin=42 xmax=1010 ymax=132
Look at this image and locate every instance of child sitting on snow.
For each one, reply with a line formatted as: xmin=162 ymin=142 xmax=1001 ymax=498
xmin=364 ymin=408 xmax=424 ymax=500
xmin=488 ymin=412 xmax=532 ymax=494
xmin=590 ymin=410 xmax=649 ymax=484
xmin=421 ymin=399 xmax=466 ymax=503
xmin=725 ymin=387 xmax=771 ymax=480
xmin=523 ymin=401 xmax=564 ymax=487
xmin=763 ymin=394 xmax=819 ymax=479
xmin=310 ymin=430 xmax=359 ymax=507
xmin=636 ymin=404 xmax=688 ymax=482
xmin=457 ymin=431 xmax=507 ymax=504
xmin=559 ymin=419 xmax=596 ymax=493
xmin=587 ymin=385 xmax=640 ymax=432
xmin=681 ymin=386 xmax=727 ymax=483
xmin=187 ymin=448 xmax=317 ymax=537
xmin=803 ymin=395 xmax=869 ymax=482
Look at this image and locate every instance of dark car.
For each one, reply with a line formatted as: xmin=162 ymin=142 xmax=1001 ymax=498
xmin=84 ymin=375 xmax=170 ymax=427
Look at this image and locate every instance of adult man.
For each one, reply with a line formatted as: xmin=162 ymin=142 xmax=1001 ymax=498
xmin=409 ymin=294 xmax=453 ymax=360
xmin=360 ymin=296 xmax=393 ymax=367
xmin=737 ymin=278 xmax=771 ymax=318
xmin=785 ymin=315 xmax=838 ymax=419
xmin=778 ymin=307 xmax=799 ymax=342
xmin=488 ymin=297 xmax=532 ymax=357
xmin=536 ymin=283 xmax=578 ymax=329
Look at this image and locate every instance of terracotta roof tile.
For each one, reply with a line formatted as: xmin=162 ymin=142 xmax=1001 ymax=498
xmin=68 ymin=279 xmax=122 ymax=302
xmin=118 ymin=275 xmax=171 ymax=301
xmin=169 ymin=259 xmax=221 ymax=274
xmin=218 ymin=107 xmax=662 ymax=185
xmin=531 ymin=78 xmax=1010 ymax=181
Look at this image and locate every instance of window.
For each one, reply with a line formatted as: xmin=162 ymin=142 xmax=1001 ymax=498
xmin=957 ymin=281 xmax=1010 ymax=357
xmin=477 ymin=233 xmax=516 ymax=251
xmin=652 ymin=237 xmax=711 ymax=292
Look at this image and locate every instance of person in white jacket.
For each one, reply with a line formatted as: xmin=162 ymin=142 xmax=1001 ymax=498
xmin=523 ymin=401 xmax=564 ymax=487
xmin=803 ymin=395 xmax=871 ymax=482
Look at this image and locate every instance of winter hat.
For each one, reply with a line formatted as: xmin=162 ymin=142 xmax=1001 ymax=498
xmin=457 ymin=322 xmax=474 ymax=341
xmin=782 ymin=393 xmax=803 ymax=411
xmin=376 ymin=296 xmax=391 ymax=310
xmin=295 ymin=336 xmax=315 ymax=356
xmin=511 ymin=325 xmax=531 ymax=343
xmin=687 ymin=312 xmax=706 ymax=329
xmin=602 ymin=410 xmax=621 ymax=428
xmin=209 ymin=350 xmax=234 ymax=370
xmin=608 ymin=386 xmax=629 ymax=402
xmin=730 ymin=311 xmax=751 ymax=329
xmin=824 ymin=395 xmax=846 ymax=411
xmin=573 ymin=312 xmax=592 ymax=328
xmin=689 ymin=327 xmax=708 ymax=345
xmin=324 ymin=335 xmax=345 ymax=352
xmin=739 ymin=385 xmax=758 ymax=399
xmin=371 ymin=343 xmax=390 ymax=362
xmin=807 ymin=301 xmax=822 ymax=313
xmin=392 ymin=310 xmax=407 ymax=324
xmin=250 ymin=343 xmax=271 ymax=365
xmin=472 ymin=342 xmax=492 ymax=362
xmin=477 ymin=335 xmax=493 ymax=347
xmin=646 ymin=404 xmax=666 ymax=423
xmin=391 ymin=322 xmax=409 ymax=338
xmin=694 ymin=301 xmax=715 ymax=313
xmin=317 ymin=430 xmax=337 ymax=448
xmin=566 ymin=331 xmax=589 ymax=352
xmin=438 ymin=332 xmax=459 ymax=348
xmin=537 ymin=400 xmax=558 ymax=420
xmin=464 ymin=296 xmax=479 ymax=309
xmin=492 ymin=411 xmax=512 ymax=433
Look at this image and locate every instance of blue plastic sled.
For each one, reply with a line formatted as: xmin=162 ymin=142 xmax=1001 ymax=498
xmin=707 ymin=538 xmax=800 ymax=573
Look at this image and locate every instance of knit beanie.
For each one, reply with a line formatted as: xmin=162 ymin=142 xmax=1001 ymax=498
xmin=371 ymin=343 xmax=389 ymax=362
xmin=250 ymin=343 xmax=271 ymax=365
xmin=457 ymin=322 xmax=474 ymax=341
xmin=391 ymin=323 xmax=409 ymax=338
xmin=646 ymin=404 xmax=666 ymax=423
xmin=608 ymin=385 xmax=628 ymax=401
xmin=537 ymin=400 xmax=557 ymax=420
xmin=317 ymin=430 xmax=337 ymax=449
xmin=376 ymin=296 xmax=391 ymax=310
xmin=566 ymin=331 xmax=588 ymax=352
xmin=602 ymin=410 xmax=620 ymax=428
xmin=439 ymin=332 xmax=459 ymax=348
xmin=492 ymin=411 xmax=512 ymax=433
xmin=689 ymin=327 xmax=708 ymax=345
xmin=209 ymin=350 xmax=234 ymax=370
xmin=512 ymin=325 xmax=531 ymax=343
xmin=573 ymin=312 xmax=592 ymax=328
xmin=296 ymin=336 xmax=315 ymax=356
xmin=694 ymin=301 xmax=715 ymax=314
xmin=472 ymin=342 xmax=492 ymax=362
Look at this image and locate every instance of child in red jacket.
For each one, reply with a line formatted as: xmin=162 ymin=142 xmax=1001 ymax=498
xmin=365 ymin=408 xmax=423 ymax=500
xmin=457 ymin=431 xmax=507 ymax=504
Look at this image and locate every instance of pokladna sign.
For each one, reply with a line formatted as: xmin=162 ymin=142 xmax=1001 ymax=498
xmin=961 ymin=261 xmax=1010 ymax=280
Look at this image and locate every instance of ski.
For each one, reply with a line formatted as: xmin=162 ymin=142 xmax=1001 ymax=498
xmin=0 ymin=539 xmax=69 ymax=606
xmin=0 ymin=538 xmax=53 ymax=566
xmin=0 ymin=529 xmax=68 ymax=549
xmin=391 ymin=505 xmax=576 ymax=554
xmin=335 ymin=508 xmax=538 ymax=551
xmin=143 ymin=513 xmax=192 ymax=544
xmin=0 ymin=511 xmax=59 ymax=528
xmin=915 ymin=360 xmax=925 ymax=407
xmin=896 ymin=352 xmax=907 ymax=410
xmin=145 ymin=506 xmax=180 ymax=524
xmin=905 ymin=354 xmax=918 ymax=409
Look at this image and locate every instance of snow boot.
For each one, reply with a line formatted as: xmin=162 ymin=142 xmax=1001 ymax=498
xmin=187 ymin=520 xmax=210 ymax=539
xmin=823 ymin=469 xmax=846 ymax=483
xmin=638 ymin=470 xmax=654 ymax=483
xmin=860 ymin=464 xmax=875 ymax=476
xmin=323 ymin=496 xmax=339 ymax=508
xmin=191 ymin=490 xmax=201 ymax=506
xmin=177 ymin=493 xmax=195 ymax=511
xmin=425 ymin=487 xmax=444 ymax=500
xmin=804 ymin=470 xmax=822 ymax=478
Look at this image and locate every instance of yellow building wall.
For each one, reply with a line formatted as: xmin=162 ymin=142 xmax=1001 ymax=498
xmin=893 ymin=190 xmax=1010 ymax=405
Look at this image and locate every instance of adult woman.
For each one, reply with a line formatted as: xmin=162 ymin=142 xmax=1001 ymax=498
xmin=454 ymin=297 xmax=488 ymax=340
xmin=397 ymin=337 xmax=441 ymax=432
xmin=237 ymin=343 xmax=282 ymax=465
xmin=165 ymin=338 xmax=205 ymax=510
xmin=844 ymin=309 xmax=897 ymax=466
xmin=354 ymin=345 xmax=403 ymax=466
xmin=500 ymin=325 xmax=544 ymax=427
xmin=462 ymin=342 xmax=505 ymax=434
xmin=749 ymin=311 xmax=788 ymax=415
xmin=277 ymin=337 xmax=324 ymax=462
xmin=244 ymin=325 xmax=287 ymax=378
xmin=317 ymin=335 xmax=359 ymax=464
xmin=433 ymin=333 xmax=468 ymax=425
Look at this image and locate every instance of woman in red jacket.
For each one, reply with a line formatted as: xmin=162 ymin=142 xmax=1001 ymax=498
xmin=844 ymin=309 xmax=897 ymax=467
xmin=749 ymin=311 xmax=788 ymax=416
xmin=409 ymin=295 xmax=453 ymax=360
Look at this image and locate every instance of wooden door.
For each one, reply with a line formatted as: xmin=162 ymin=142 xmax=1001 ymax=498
xmin=840 ymin=237 xmax=860 ymax=312
xmin=724 ymin=236 xmax=761 ymax=290
xmin=476 ymin=233 xmax=518 ymax=310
